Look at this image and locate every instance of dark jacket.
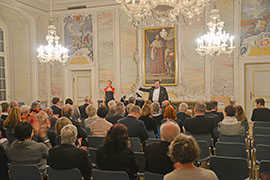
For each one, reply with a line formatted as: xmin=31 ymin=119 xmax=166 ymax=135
xmin=251 ymin=108 xmax=270 ymax=122
xmin=205 ymin=112 xmax=220 ymax=126
xmin=139 ymin=87 xmax=169 ymax=104
xmin=184 ymin=115 xmax=217 ymax=137
xmin=51 ymin=105 xmax=62 ymax=118
xmin=144 ymin=141 xmax=174 ymax=175
xmin=139 ymin=115 xmax=158 ymax=135
xmin=47 ymin=144 xmax=92 ymax=179
xmin=0 ymin=145 xmax=9 ymax=180
xmin=176 ymin=112 xmax=191 ymax=122
xmin=79 ymin=103 xmax=89 ymax=120
xmin=106 ymin=113 xmax=125 ymax=125
xmin=96 ymin=145 xmax=138 ymax=180
xmin=118 ymin=116 xmax=148 ymax=142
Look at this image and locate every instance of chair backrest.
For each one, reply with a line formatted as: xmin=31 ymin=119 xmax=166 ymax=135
xmin=144 ymin=171 xmax=163 ymax=180
xmin=219 ymin=135 xmax=245 ymax=143
xmin=260 ymin=160 xmax=270 ymax=178
xmin=256 ymin=144 xmax=270 ymax=161
xmin=191 ymin=134 xmax=212 ymax=146
xmin=210 ymin=156 xmax=249 ymax=180
xmin=88 ymin=136 xmax=105 ymax=148
xmin=145 ymin=138 xmax=161 ymax=146
xmin=196 ymin=140 xmax=210 ymax=162
xmin=134 ymin=152 xmax=145 ymax=172
xmin=88 ymin=147 xmax=97 ymax=165
xmin=9 ymin=164 xmax=42 ymax=180
xmin=92 ymin=169 xmax=129 ymax=180
xmin=215 ymin=142 xmax=247 ymax=158
xmin=129 ymin=137 xmax=142 ymax=152
xmin=254 ymin=121 xmax=270 ymax=128
xmin=254 ymin=127 xmax=270 ymax=135
xmin=48 ymin=167 xmax=82 ymax=180
xmin=254 ymin=135 xmax=270 ymax=146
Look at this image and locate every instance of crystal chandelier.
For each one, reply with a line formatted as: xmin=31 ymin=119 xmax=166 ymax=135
xmin=196 ymin=9 xmax=235 ymax=56
xmin=115 ymin=0 xmax=209 ymax=27
xmin=37 ymin=0 xmax=69 ymax=63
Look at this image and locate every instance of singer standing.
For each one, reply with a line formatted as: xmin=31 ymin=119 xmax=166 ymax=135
xmin=104 ymin=80 xmax=115 ymax=106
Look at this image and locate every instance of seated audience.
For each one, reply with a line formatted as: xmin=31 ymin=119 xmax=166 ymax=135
xmin=251 ymin=98 xmax=270 ymax=122
xmin=209 ymin=101 xmax=224 ymax=121
xmin=0 ymin=144 xmax=8 ymax=180
xmin=55 ymin=117 xmax=73 ymax=145
xmin=184 ymin=103 xmax=217 ymax=137
xmin=176 ymin=103 xmax=191 ymax=123
xmin=205 ymin=102 xmax=220 ymax=126
xmin=44 ymin=107 xmax=57 ymax=131
xmin=30 ymin=101 xmax=41 ymax=114
xmin=145 ymin=121 xmax=180 ymax=175
xmin=139 ymin=103 xmax=157 ymax=138
xmin=218 ymin=105 xmax=244 ymax=136
xmin=84 ymin=104 xmax=98 ymax=129
xmin=96 ymin=124 xmax=138 ymax=180
xmin=65 ymin=98 xmax=81 ymax=122
xmin=152 ymin=102 xmax=163 ymax=125
xmin=6 ymin=122 xmax=49 ymax=169
xmin=164 ymin=134 xmax=218 ymax=180
xmin=79 ymin=96 xmax=91 ymax=120
xmin=105 ymin=101 xmax=117 ymax=123
xmin=3 ymin=107 xmax=22 ymax=143
xmin=90 ymin=105 xmax=112 ymax=137
xmin=162 ymin=105 xmax=184 ymax=133
xmin=161 ymin=100 xmax=170 ymax=113
xmin=128 ymin=96 xmax=136 ymax=105
xmin=21 ymin=105 xmax=31 ymax=122
xmin=106 ymin=102 xmax=125 ymax=124
xmin=51 ymin=97 xmax=62 ymax=118
xmin=118 ymin=105 xmax=148 ymax=142
xmin=235 ymin=105 xmax=249 ymax=134
xmin=48 ymin=124 xmax=92 ymax=179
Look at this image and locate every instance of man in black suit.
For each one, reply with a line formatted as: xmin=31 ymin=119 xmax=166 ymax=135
xmin=118 ymin=105 xmax=148 ymax=142
xmin=208 ymin=101 xmax=224 ymax=122
xmin=184 ymin=103 xmax=218 ymax=138
xmin=144 ymin=121 xmax=180 ymax=175
xmin=138 ymin=80 xmax=169 ymax=105
xmin=47 ymin=124 xmax=92 ymax=179
xmin=79 ymin=96 xmax=90 ymax=120
xmin=251 ymin=98 xmax=270 ymax=122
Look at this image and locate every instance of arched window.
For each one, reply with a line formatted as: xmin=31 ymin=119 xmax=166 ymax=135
xmin=0 ymin=28 xmax=6 ymax=101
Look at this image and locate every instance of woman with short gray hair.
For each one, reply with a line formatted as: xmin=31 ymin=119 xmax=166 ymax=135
xmin=60 ymin=124 xmax=78 ymax=144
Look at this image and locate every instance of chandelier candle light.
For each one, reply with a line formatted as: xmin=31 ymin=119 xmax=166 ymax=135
xmin=37 ymin=0 xmax=69 ymax=64
xmin=196 ymin=8 xmax=235 ymax=56
xmin=115 ymin=0 xmax=209 ymax=27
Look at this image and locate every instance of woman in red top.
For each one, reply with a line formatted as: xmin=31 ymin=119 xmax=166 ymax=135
xmin=104 ymin=80 xmax=115 ymax=106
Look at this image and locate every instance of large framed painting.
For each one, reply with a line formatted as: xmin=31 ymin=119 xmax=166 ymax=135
xmin=143 ymin=26 xmax=177 ymax=86
xmin=64 ymin=14 xmax=93 ymax=64
xmin=240 ymin=0 xmax=270 ymax=57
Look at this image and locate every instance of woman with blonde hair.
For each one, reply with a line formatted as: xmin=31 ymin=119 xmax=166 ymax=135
xmin=3 ymin=107 xmax=21 ymax=143
xmin=139 ymin=103 xmax=158 ymax=138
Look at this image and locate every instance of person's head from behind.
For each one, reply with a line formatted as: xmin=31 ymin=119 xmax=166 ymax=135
xmin=52 ymin=97 xmax=60 ymax=105
xmin=128 ymin=96 xmax=136 ymax=104
xmin=152 ymin=102 xmax=161 ymax=115
xmin=104 ymin=123 xmax=129 ymax=151
xmin=179 ymin=103 xmax=188 ymax=113
xmin=141 ymin=103 xmax=152 ymax=117
xmin=162 ymin=100 xmax=170 ymax=109
xmin=97 ymin=105 xmax=108 ymax=118
xmin=4 ymin=107 xmax=21 ymax=128
xmin=86 ymin=104 xmax=97 ymax=118
xmin=164 ymin=105 xmax=176 ymax=120
xmin=154 ymin=80 xmax=160 ymax=89
xmin=1 ymin=102 xmax=9 ymax=113
xmin=44 ymin=107 xmax=53 ymax=117
xmin=55 ymin=117 xmax=72 ymax=135
xmin=256 ymin=98 xmax=265 ymax=108
xmin=235 ymin=105 xmax=246 ymax=122
xmin=61 ymin=124 xmax=78 ymax=145
xmin=224 ymin=105 xmax=235 ymax=117
xmin=169 ymin=134 xmax=200 ymax=167
xmin=160 ymin=121 xmax=180 ymax=142
xmin=129 ymin=105 xmax=142 ymax=119
xmin=15 ymin=122 xmax=33 ymax=141
xmin=194 ymin=102 xmax=206 ymax=115
xmin=115 ymin=102 xmax=125 ymax=115
xmin=205 ymin=102 xmax=213 ymax=112
xmin=108 ymin=100 xmax=116 ymax=110
xmin=38 ymin=111 xmax=50 ymax=129
xmin=65 ymin=98 xmax=73 ymax=105
xmin=63 ymin=104 xmax=74 ymax=118
xmin=210 ymin=101 xmax=218 ymax=111
xmin=84 ymin=96 xmax=90 ymax=104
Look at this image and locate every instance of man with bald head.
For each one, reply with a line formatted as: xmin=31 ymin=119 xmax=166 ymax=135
xmin=144 ymin=121 xmax=180 ymax=175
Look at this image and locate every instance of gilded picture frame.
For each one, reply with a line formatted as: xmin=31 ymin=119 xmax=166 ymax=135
xmin=143 ymin=26 xmax=177 ymax=86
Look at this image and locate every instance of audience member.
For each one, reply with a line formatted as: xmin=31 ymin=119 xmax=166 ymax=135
xmin=107 ymin=100 xmax=116 ymax=110
xmin=177 ymin=103 xmax=191 ymax=122
xmin=128 ymin=96 xmax=136 ymax=105
xmin=30 ymin=101 xmax=41 ymax=113
xmin=65 ymin=98 xmax=81 ymax=122
xmin=84 ymin=104 xmax=98 ymax=129
xmin=126 ymin=103 xmax=135 ymax=115
xmin=1 ymin=102 xmax=9 ymax=120
xmin=44 ymin=107 xmax=57 ymax=131
xmin=235 ymin=105 xmax=249 ymax=134
xmin=48 ymin=124 xmax=92 ymax=179
xmin=218 ymin=105 xmax=244 ymax=136
xmin=161 ymin=100 xmax=170 ymax=113
xmin=162 ymin=105 xmax=184 ymax=132
xmin=0 ymin=144 xmax=9 ymax=180
xmin=3 ymin=107 xmax=21 ymax=143
xmin=105 ymin=101 xmax=117 ymax=123
xmin=96 ymin=124 xmax=138 ymax=180
xmin=251 ymin=98 xmax=270 ymax=122
xmin=6 ymin=122 xmax=49 ymax=169
xmin=118 ymin=105 xmax=148 ymax=142
xmin=21 ymin=105 xmax=31 ymax=122
xmin=205 ymin=102 xmax=220 ymax=126
xmin=106 ymin=102 xmax=125 ymax=124
xmin=184 ymin=103 xmax=217 ymax=137
xmin=90 ymin=105 xmax=112 ymax=137
xmin=164 ymin=134 xmax=218 ymax=180
xmin=139 ymin=103 xmax=157 ymax=138
xmin=151 ymin=102 xmax=163 ymax=129
xmin=145 ymin=121 xmax=180 ymax=174
xmin=51 ymin=97 xmax=62 ymax=118
xmin=209 ymin=101 xmax=224 ymax=121
xmin=79 ymin=96 xmax=91 ymax=120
